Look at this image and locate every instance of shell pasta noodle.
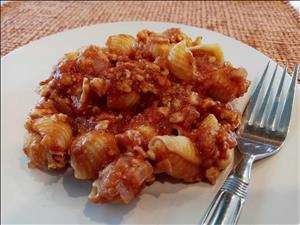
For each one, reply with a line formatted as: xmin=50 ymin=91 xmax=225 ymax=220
xmin=22 ymin=28 xmax=250 ymax=204
xmin=70 ymin=131 xmax=120 ymax=180
xmin=24 ymin=113 xmax=73 ymax=169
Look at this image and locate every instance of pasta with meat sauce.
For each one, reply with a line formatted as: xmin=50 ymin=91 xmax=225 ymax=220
xmin=23 ymin=28 xmax=250 ymax=204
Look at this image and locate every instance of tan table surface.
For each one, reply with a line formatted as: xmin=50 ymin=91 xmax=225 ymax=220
xmin=1 ymin=1 xmax=299 ymax=78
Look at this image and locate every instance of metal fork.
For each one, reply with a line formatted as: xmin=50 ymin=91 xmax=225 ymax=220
xmin=200 ymin=63 xmax=299 ymax=225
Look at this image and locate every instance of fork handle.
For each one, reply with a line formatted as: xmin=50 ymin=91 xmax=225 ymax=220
xmin=200 ymin=154 xmax=255 ymax=225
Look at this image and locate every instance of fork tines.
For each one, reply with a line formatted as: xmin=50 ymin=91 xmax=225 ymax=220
xmin=245 ymin=62 xmax=299 ymax=136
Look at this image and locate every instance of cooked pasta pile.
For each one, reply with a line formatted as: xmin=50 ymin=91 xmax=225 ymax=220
xmin=23 ymin=28 xmax=250 ymax=204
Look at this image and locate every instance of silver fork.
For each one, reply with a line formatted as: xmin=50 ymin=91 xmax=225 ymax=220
xmin=200 ymin=63 xmax=299 ymax=225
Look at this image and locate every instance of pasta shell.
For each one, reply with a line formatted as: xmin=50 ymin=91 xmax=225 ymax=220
xmin=89 ymin=156 xmax=153 ymax=203
xmin=77 ymin=45 xmax=109 ymax=75
xmin=64 ymin=51 xmax=79 ymax=61
xmin=199 ymin=114 xmax=220 ymax=135
xmin=205 ymin=66 xmax=250 ymax=103
xmin=78 ymin=77 xmax=90 ymax=110
xmin=199 ymin=44 xmax=224 ymax=63
xmin=153 ymin=44 xmax=170 ymax=57
xmin=90 ymin=78 xmax=109 ymax=97
xmin=135 ymin=125 xmax=157 ymax=141
xmin=107 ymin=92 xmax=140 ymax=109
xmin=181 ymin=34 xmax=193 ymax=46
xmin=106 ymin=34 xmax=137 ymax=55
xmin=32 ymin=114 xmax=73 ymax=152
xmin=168 ymin=41 xmax=197 ymax=81
xmin=150 ymin=42 xmax=171 ymax=58
xmin=148 ymin=135 xmax=201 ymax=165
xmin=153 ymin=154 xmax=200 ymax=182
xmin=162 ymin=28 xmax=193 ymax=45
xmin=191 ymin=36 xmax=202 ymax=47
xmin=70 ymin=131 xmax=120 ymax=180
xmin=217 ymin=148 xmax=234 ymax=170
xmin=205 ymin=166 xmax=220 ymax=184
xmin=23 ymin=132 xmax=47 ymax=169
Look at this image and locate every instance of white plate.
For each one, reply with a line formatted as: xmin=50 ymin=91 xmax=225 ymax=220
xmin=1 ymin=21 xmax=299 ymax=224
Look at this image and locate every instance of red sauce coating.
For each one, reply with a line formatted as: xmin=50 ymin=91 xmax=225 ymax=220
xmin=23 ymin=28 xmax=250 ymax=203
